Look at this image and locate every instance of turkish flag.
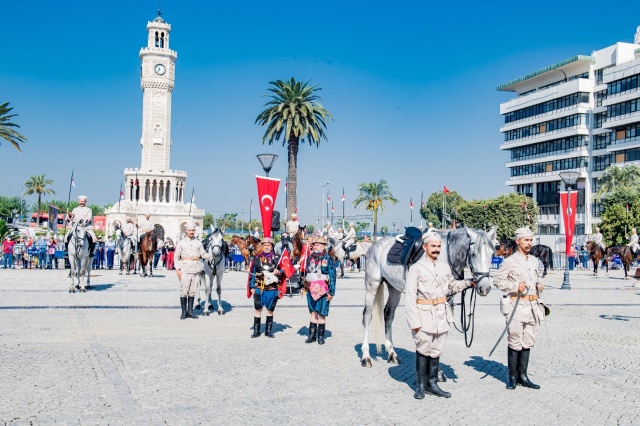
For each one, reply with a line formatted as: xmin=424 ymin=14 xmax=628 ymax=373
xmin=278 ymin=248 xmax=295 ymax=279
xmin=299 ymin=243 xmax=310 ymax=274
xmin=560 ymin=191 xmax=578 ymax=255
xmin=443 ymin=186 xmax=450 ymax=194
xmin=256 ymin=176 xmax=280 ymax=238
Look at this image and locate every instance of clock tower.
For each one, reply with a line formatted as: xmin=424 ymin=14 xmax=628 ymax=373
xmin=106 ymin=13 xmax=204 ymax=243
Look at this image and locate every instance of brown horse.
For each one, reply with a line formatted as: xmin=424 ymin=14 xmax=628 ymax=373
xmin=229 ymin=235 xmax=263 ymax=270
xmin=606 ymin=246 xmax=633 ymax=279
xmin=586 ymin=241 xmax=608 ymax=276
xmin=496 ymin=239 xmax=517 ymax=258
xmin=292 ymin=226 xmax=306 ymax=263
xmin=138 ymin=231 xmax=157 ymax=277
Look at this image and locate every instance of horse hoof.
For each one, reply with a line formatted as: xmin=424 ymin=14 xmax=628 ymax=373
xmin=218 ymin=311 xmax=225 ymax=315
xmin=80 ymin=288 xmax=86 ymax=293
xmin=208 ymin=304 xmax=214 ymax=310
xmin=69 ymin=289 xmax=75 ymax=293
xmin=387 ymin=353 xmax=399 ymax=364
xmin=204 ymin=312 xmax=210 ymax=316
xmin=361 ymin=358 xmax=373 ymax=368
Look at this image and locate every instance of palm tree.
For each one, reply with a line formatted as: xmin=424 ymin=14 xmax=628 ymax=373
xmin=0 ymin=102 xmax=27 ymax=152
xmin=596 ymin=165 xmax=640 ymax=198
xmin=255 ymin=78 xmax=333 ymax=217
xmin=23 ymin=174 xmax=55 ymax=226
xmin=353 ymin=180 xmax=399 ymax=241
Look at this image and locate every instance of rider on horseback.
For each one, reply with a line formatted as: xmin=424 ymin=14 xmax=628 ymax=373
xmin=65 ymin=195 xmax=96 ymax=257
xmin=627 ymin=228 xmax=639 ymax=256
xmin=285 ymin=213 xmax=300 ymax=234
xmin=341 ymin=222 xmax=357 ymax=255
xmin=121 ymin=217 xmax=138 ymax=252
xmin=591 ymin=227 xmax=606 ymax=251
xmin=138 ymin=213 xmax=154 ymax=253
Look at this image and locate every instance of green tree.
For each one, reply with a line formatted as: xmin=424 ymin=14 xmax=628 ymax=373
xmin=420 ymin=191 xmax=466 ymax=229
xmin=596 ymin=164 xmax=640 ymax=198
xmin=0 ymin=196 xmax=27 ymax=221
xmin=203 ymin=213 xmax=214 ymax=230
xmin=255 ymin=78 xmax=333 ymax=218
xmin=600 ymin=187 xmax=640 ymax=213
xmin=353 ymin=180 xmax=399 ymax=241
xmin=305 ymin=224 xmax=315 ymax=233
xmin=216 ymin=213 xmax=238 ymax=231
xmin=457 ymin=193 xmax=539 ymax=242
xmin=23 ymin=174 xmax=55 ymax=227
xmin=355 ymin=222 xmax=370 ymax=234
xmin=0 ymin=102 xmax=27 ymax=152
xmin=380 ymin=225 xmax=389 ymax=236
xmin=599 ymin=197 xmax=640 ymax=245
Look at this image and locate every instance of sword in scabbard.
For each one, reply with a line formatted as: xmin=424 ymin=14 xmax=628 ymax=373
xmin=489 ymin=292 xmax=521 ymax=357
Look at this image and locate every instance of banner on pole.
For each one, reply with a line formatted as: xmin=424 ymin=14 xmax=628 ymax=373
xmin=48 ymin=205 xmax=59 ymax=233
xmin=256 ymin=175 xmax=280 ymax=238
xmin=560 ymin=190 xmax=578 ymax=255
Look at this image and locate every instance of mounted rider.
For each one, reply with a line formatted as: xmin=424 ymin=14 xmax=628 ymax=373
xmin=627 ymin=228 xmax=639 ymax=255
xmin=590 ymin=227 xmax=606 ymax=251
xmin=321 ymin=221 xmax=334 ymax=238
xmin=65 ymin=195 xmax=96 ymax=257
xmin=341 ymin=222 xmax=357 ymax=255
xmin=138 ymin=212 xmax=155 ymax=252
xmin=493 ymin=226 xmax=545 ymax=391
xmin=120 ymin=217 xmax=138 ymax=252
xmin=285 ymin=213 xmax=300 ymax=234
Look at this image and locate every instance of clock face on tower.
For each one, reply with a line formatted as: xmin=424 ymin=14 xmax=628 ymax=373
xmin=154 ymin=64 xmax=166 ymax=75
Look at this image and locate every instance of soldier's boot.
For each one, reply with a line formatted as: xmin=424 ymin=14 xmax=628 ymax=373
xmin=305 ymin=323 xmax=317 ymax=344
xmin=413 ymin=352 xmax=427 ymax=399
xmin=506 ymin=347 xmax=518 ymax=390
xmin=264 ymin=316 xmax=275 ymax=338
xmin=179 ymin=297 xmax=187 ymax=320
xmin=186 ymin=296 xmax=198 ymax=319
xmin=251 ymin=317 xmax=261 ymax=338
xmin=517 ymin=348 xmax=540 ymax=389
xmin=425 ymin=357 xmax=451 ymax=398
xmin=317 ymin=324 xmax=326 ymax=345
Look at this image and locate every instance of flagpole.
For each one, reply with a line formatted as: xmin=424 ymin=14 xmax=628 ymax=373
xmin=64 ymin=170 xmax=74 ymax=237
xmin=441 ymin=191 xmax=445 ymax=229
xmin=188 ymin=187 xmax=194 ymax=216
xmin=249 ymin=198 xmax=252 ymax=231
xmin=118 ymin=182 xmax=122 ymax=214
xmin=342 ymin=187 xmax=345 ymax=230
xmin=420 ymin=191 xmax=423 ymax=230
xmin=410 ymin=198 xmax=413 ymax=227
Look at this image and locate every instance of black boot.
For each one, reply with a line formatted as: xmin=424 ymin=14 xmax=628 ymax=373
xmin=305 ymin=323 xmax=317 ymax=343
xmin=180 ymin=297 xmax=187 ymax=320
xmin=317 ymin=324 xmax=326 ymax=345
xmin=414 ymin=352 xmax=427 ymax=399
xmin=186 ymin=296 xmax=198 ymax=319
xmin=506 ymin=347 xmax=518 ymax=390
xmin=265 ymin=316 xmax=275 ymax=338
xmin=437 ymin=368 xmax=447 ymax=383
xmin=517 ymin=348 xmax=540 ymax=389
xmin=251 ymin=317 xmax=261 ymax=338
xmin=425 ymin=357 xmax=451 ymax=398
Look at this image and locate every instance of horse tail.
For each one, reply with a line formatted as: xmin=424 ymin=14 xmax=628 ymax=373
xmin=372 ymin=281 xmax=385 ymax=354
xmin=548 ymin=247 xmax=554 ymax=270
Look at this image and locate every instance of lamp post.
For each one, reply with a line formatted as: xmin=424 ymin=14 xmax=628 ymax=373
xmin=11 ymin=209 xmax=18 ymax=225
xmin=559 ymin=170 xmax=580 ymax=290
xmin=320 ymin=182 xmax=330 ymax=229
xmin=256 ymin=154 xmax=278 ymax=177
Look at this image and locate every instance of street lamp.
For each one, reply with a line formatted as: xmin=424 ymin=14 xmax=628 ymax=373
xmin=559 ymin=170 xmax=580 ymax=290
xmin=256 ymin=153 xmax=278 ymax=177
xmin=320 ymin=182 xmax=330 ymax=227
xmin=11 ymin=209 xmax=18 ymax=225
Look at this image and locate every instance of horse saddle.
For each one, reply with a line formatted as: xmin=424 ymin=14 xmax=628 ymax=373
xmin=387 ymin=226 xmax=424 ymax=267
xmin=343 ymin=242 xmax=357 ymax=252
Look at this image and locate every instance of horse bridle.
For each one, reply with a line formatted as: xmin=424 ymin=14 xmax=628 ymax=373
xmin=206 ymin=239 xmax=224 ymax=275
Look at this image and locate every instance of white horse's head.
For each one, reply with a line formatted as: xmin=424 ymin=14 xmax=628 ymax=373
xmin=207 ymin=228 xmax=224 ymax=257
xmin=465 ymin=225 xmax=496 ymax=296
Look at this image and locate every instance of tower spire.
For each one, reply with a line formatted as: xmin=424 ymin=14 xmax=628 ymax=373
xmin=157 ymin=0 xmax=162 ymax=18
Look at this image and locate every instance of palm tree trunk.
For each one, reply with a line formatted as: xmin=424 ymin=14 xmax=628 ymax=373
xmin=373 ymin=209 xmax=378 ymax=242
xmin=37 ymin=194 xmax=41 ymax=227
xmin=287 ymin=136 xmax=299 ymax=218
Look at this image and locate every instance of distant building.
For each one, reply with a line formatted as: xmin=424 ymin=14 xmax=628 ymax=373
xmin=105 ymin=12 xmax=204 ymax=241
xmin=498 ymin=27 xmax=640 ymax=249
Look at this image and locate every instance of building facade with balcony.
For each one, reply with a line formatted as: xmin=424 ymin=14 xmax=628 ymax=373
xmin=499 ymin=29 xmax=640 ymax=249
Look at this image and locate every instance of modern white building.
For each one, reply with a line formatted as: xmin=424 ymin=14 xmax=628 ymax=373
xmin=498 ymin=27 xmax=640 ymax=249
xmin=105 ymin=13 xmax=204 ymax=242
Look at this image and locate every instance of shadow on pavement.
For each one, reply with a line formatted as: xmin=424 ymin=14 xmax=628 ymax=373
xmin=599 ymin=314 xmax=640 ymax=321
xmin=464 ymin=355 xmax=506 ymax=384
xmin=195 ymin=301 xmax=234 ymax=314
xmin=297 ymin=325 xmax=333 ymax=339
xmin=88 ymin=284 xmax=114 ymax=292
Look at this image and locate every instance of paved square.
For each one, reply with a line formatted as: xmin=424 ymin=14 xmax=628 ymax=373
xmin=0 ymin=265 xmax=639 ymax=425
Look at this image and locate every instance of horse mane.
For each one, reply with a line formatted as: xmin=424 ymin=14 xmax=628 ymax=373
xmin=472 ymin=229 xmax=496 ymax=258
xmin=443 ymin=228 xmax=470 ymax=279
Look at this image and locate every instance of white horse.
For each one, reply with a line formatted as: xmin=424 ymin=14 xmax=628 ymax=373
xmin=67 ymin=220 xmax=92 ymax=293
xmin=196 ymin=228 xmax=228 ymax=316
xmin=327 ymin=238 xmax=371 ymax=277
xmin=115 ymin=227 xmax=135 ymax=275
xmin=360 ymin=226 xmax=496 ymax=367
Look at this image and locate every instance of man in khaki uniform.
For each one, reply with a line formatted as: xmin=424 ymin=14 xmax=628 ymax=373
xmin=285 ymin=213 xmax=300 ymax=234
xmin=627 ymin=228 xmax=639 ymax=255
xmin=493 ymin=226 xmax=545 ymax=390
xmin=138 ymin=213 xmax=154 ymax=252
xmin=405 ymin=232 xmax=474 ymax=399
xmin=175 ymin=221 xmax=212 ymax=320
xmin=66 ymin=195 xmax=97 ymax=256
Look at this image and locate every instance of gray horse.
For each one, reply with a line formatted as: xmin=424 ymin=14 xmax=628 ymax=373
xmin=360 ymin=226 xmax=496 ymax=367
xmin=196 ymin=229 xmax=228 ymax=316
xmin=327 ymin=238 xmax=371 ymax=277
xmin=67 ymin=220 xmax=92 ymax=293
xmin=115 ymin=227 xmax=135 ymax=275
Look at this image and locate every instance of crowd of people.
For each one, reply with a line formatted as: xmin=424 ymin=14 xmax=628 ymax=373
xmin=3 ymin=235 xmax=62 ymax=270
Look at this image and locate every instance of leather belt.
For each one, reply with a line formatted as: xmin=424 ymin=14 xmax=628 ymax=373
xmin=182 ymin=257 xmax=201 ymax=261
xmin=511 ymin=294 xmax=538 ymax=301
xmin=416 ymin=296 xmax=447 ymax=305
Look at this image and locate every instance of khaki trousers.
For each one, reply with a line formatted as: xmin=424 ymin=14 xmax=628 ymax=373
xmin=413 ymin=330 xmax=447 ymax=357
xmin=180 ymin=273 xmax=200 ymax=297
xmin=508 ymin=320 xmax=538 ymax=350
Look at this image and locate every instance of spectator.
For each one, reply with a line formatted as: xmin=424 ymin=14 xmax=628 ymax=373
xmin=3 ymin=236 xmax=15 ymax=269
xmin=36 ymin=236 xmax=47 ymax=269
xmin=105 ymin=236 xmax=116 ymax=269
xmin=580 ymin=245 xmax=589 ymax=270
xmin=46 ymin=237 xmax=57 ymax=269
xmin=165 ymin=239 xmax=175 ymax=270
xmin=153 ymin=243 xmax=162 ymax=269
xmin=93 ymin=236 xmax=105 ymax=269
xmin=13 ymin=237 xmax=25 ymax=269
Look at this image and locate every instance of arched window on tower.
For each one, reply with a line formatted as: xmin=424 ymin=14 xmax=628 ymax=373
xmin=152 ymin=180 xmax=158 ymax=202
xmin=159 ymin=180 xmax=165 ymax=203
xmin=160 ymin=32 xmax=165 ymax=48
xmin=165 ymin=181 xmax=171 ymax=203
xmin=144 ymin=179 xmax=151 ymax=202
xmin=155 ymin=31 xmax=159 ymax=48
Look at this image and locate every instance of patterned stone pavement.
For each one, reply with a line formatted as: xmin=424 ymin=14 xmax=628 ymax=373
xmin=0 ymin=264 xmax=639 ymax=425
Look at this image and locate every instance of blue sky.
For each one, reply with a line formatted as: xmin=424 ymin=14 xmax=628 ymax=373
xmin=2 ymin=0 xmax=639 ymax=230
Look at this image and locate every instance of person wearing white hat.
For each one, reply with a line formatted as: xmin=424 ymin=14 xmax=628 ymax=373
xmin=405 ymin=231 xmax=475 ymax=399
xmin=285 ymin=212 xmax=300 ymax=235
xmin=66 ymin=195 xmax=97 ymax=257
xmin=590 ymin=227 xmax=605 ymax=251
xmin=321 ymin=221 xmax=334 ymax=238
xmin=120 ymin=217 xmax=138 ymax=251
xmin=627 ymin=228 xmax=639 ymax=255
xmin=137 ymin=213 xmax=155 ymax=253
xmin=174 ymin=220 xmax=212 ymax=320
xmin=341 ymin=222 xmax=357 ymax=255
xmin=493 ymin=226 xmax=545 ymax=391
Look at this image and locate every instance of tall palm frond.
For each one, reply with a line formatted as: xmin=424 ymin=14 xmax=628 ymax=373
xmin=353 ymin=180 xmax=399 ymax=241
xmin=596 ymin=165 xmax=640 ymax=198
xmin=23 ymin=174 xmax=55 ymax=226
xmin=0 ymin=102 xmax=27 ymax=152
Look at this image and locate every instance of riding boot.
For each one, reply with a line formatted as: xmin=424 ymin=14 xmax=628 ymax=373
xmin=265 ymin=316 xmax=275 ymax=338
xmin=506 ymin=347 xmax=518 ymax=390
xmin=517 ymin=348 xmax=540 ymax=389
xmin=305 ymin=323 xmax=317 ymax=344
xmin=251 ymin=317 xmax=261 ymax=338
xmin=179 ymin=297 xmax=187 ymax=320
xmin=413 ymin=352 xmax=427 ymax=399
xmin=425 ymin=357 xmax=451 ymax=398
xmin=186 ymin=296 xmax=198 ymax=319
xmin=317 ymin=324 xmax=326 ymax=345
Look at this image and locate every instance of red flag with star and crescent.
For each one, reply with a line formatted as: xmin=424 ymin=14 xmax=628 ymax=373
xmin=277 ymin=248 xmax=295 ymax=298
xmin=256 ymin=176 xmax=280 ymax=238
